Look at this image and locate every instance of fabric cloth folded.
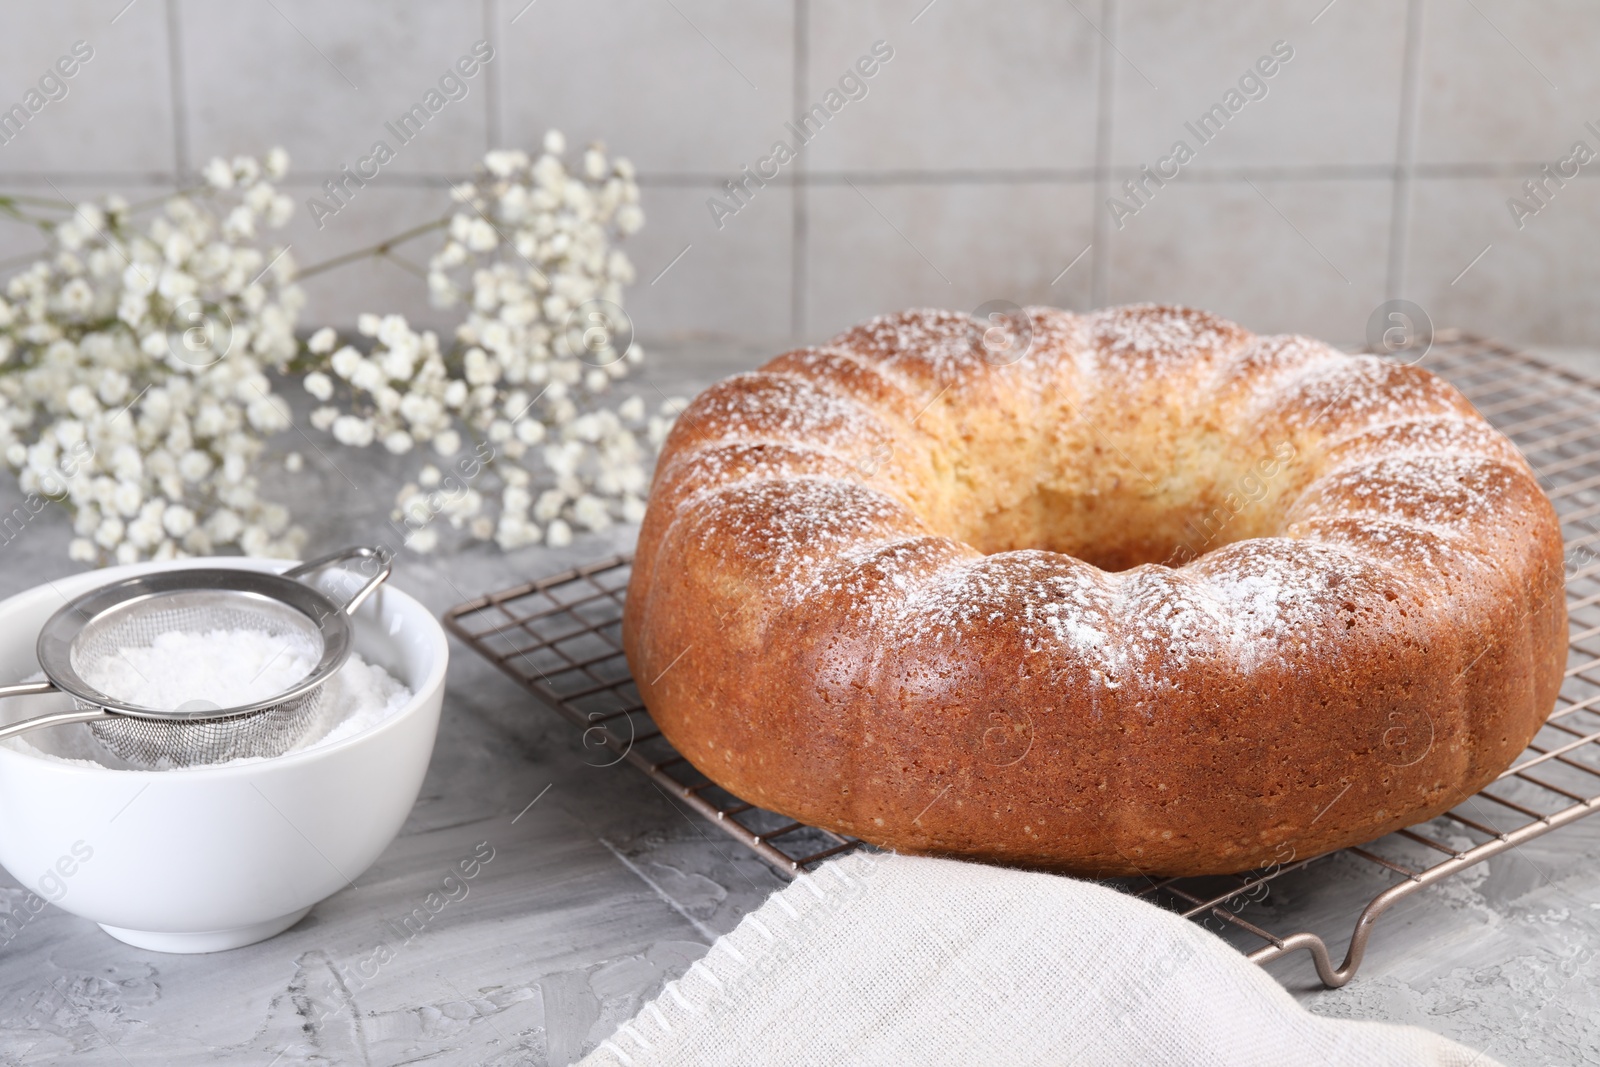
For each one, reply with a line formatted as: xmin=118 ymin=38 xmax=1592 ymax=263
xmin=580 ymin=852 xmax=1497 ymax=1067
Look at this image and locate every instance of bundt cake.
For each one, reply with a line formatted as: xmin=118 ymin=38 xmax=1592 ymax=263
xmin=622 ymin=304 xmax=1566 ymax=876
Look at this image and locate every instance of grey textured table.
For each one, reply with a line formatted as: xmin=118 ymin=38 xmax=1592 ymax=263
xmin=0 ymin=339 xmax=1597 ymax=1066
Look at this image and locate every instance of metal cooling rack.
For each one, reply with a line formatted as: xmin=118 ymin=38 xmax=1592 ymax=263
xmin=443 ymin=332 xmax=1600 ymax=989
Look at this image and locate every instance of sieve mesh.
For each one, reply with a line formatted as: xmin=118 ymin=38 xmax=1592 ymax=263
xmin=70 ymin=592 xmax=321 ymax=688
xmin=63 ymin=589 xmax=331 ymax=766
xmin=85 ymin=685 xmax=326 ymax=766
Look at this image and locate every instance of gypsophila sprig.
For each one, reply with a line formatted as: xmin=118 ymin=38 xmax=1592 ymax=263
xmin=0 ymin=135 xmax=679 ymax=567
xmin=303 ymin=131 xmax=682 ymax=553
xmin=0 ymin=150 xmax=307 ymax=565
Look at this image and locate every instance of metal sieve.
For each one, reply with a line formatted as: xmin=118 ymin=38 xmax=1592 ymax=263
xmin=0 ymin=546 xmax=391 ymax=768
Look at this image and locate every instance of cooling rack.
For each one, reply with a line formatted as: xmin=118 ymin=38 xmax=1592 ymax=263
xmin=443 ymin=332 xmax=1600 ymax=989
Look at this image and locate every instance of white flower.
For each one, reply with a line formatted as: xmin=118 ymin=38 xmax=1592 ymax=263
xmin=65 ymin=384 xmax=99 ymax=419
xmin=307 ymin=327 xmax=337 ymax=354
xmin=241 ymin=524 xmax=270 ymax=556
xmin=207 ymin=508 xmax=243 ymax=544
xmin=330 ymin=345 xmax=363 ymax=378
xmin=350 ymin=360 xmax=385 ymax=392
xmin=516 ymin=418 xmax=545 ymax=445
xmin=95 ymin=515 xmax=124 ymax=548
xmin=331 ymin=415 xmax=376 ymax=447
xmin=572 ymin=493 xmax=610 ymax=531
xmin=58 ymin=277 xmax=94 ymax=315
xmin=304 ymin=371 xmax=334 ymax=401
xmin=465 ymin=219 xmax=497 ymax=253
xmin=543 ymin=129 xmax=566 ymax=155
xmin=247 ymin=394 xmax=290 ymax=432
xmin=534 ymin=488 xmax=564 ymax=521
xmin=111 ymin=481 xmax=143 ymax=517
xmin=111 ymin=444 xmax=143 ymax=481
xmin=202 ymin=157 xmax=235 ymax=189
xmin=162 ymin=504 xmax=196 ymax=537
xmin=267 ymin=195 xmax=294 ymax=228
xmin=546 ymin=517 xmax=572 ymax=547
xmin=178 ymin=450 xmax=213 ymax=482
xmin=97 ymin=369 xmax=130 ymax=405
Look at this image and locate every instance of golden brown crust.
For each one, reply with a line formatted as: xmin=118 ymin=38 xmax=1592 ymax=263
xmin=623 ymin=304 xmax=1567 ymax=876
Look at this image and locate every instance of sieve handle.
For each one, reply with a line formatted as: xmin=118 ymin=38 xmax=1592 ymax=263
xmin=0 ymin=681 xmax=114 ymax=741
xmin=284 ymin=545 xmax=392 ymax=617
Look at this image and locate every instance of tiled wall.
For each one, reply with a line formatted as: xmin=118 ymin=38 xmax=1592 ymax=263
xmin=1 ymin=0 xmax=1594 ymax=349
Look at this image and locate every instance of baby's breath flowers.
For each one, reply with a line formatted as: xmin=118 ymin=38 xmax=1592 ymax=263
xmin=300 ymin=131 xmax=681 ymax=553
xmin=0 ymin=133 xmax=677 ymax=567
xmin=0 ymin=150 xmax=307 ymax=564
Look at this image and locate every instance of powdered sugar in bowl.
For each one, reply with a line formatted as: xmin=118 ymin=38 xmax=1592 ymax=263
xmin=0 ymin=555 xmax=448 ymax=952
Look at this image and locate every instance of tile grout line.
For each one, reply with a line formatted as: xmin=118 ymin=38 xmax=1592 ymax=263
xmin=790 ymin=0 xmax=809 ymax=341
xmin=1385 ymin=0 xmax=1427 ymax=301
xmin=164 ymin=0 xmax=190 ymax=180
xmin=4 ymin=161 xmax=1590 ymax=189
xmin=1088 ymin=0 xmax=1117 ymax=309
xmin=484 ymin=0 xmax=503 ymax=151
xmin=6 ymin=163 xmax=1587 ymax=187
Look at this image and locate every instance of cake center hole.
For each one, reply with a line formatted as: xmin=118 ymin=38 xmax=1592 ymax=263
xmin=950 ymin=441 xmax=1302 ymax=571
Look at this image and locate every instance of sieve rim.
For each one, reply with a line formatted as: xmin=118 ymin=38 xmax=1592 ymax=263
xmin=34 ymin=568 xmax=352 ymax=722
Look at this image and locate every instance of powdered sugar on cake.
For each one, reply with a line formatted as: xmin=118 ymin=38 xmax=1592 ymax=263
xmin=663 ymin=303 xmax=1525 ymax=698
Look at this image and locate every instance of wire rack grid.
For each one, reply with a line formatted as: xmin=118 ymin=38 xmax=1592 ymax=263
xmin=443 ymin=333 xmax=1600 ymax=990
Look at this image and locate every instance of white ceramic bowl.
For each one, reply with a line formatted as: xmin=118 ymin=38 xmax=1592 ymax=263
xmin=0 ymin=556 xmax=447 ymax=953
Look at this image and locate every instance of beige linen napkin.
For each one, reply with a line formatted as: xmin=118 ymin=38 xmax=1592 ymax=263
xmin=579 ymin=851 xmax=1497 ymax=1067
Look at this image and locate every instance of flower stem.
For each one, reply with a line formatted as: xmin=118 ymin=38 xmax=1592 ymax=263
xmin=0 ymin=199 xmax=57 ymax=231
xmin=0 ymin=193 xmax=77 ymax=211
xmin=293 ymin=216 xmax=452 ymax=281
xmin=122 ymin=186 xmax=206 ymax=214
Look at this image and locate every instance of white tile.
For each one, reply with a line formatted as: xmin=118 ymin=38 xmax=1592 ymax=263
xmin=1407 ymin=176 xmax=1600 ymax=345
xmin=1103 ymin=176 xmax=1391 ymax=342
xmin=498 ymin=0 xmax=792 ymax=174
xmin=1414 ymin=0 xmax=1598 ymax=165
xmin=0 ymin=0 xmax=175 ymax=174
xmin=1114 ymin=0 xmax=1407 ymax=170
xmin=804 ymin=0 xmax=1099 ymax=172
xmin=627 ymin=180 xmax=793 ymax=344
xmin=803 ymin=181 xmax=1096 ymax=343
xmin=179 ymin=0 xmax=488 ymax=178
